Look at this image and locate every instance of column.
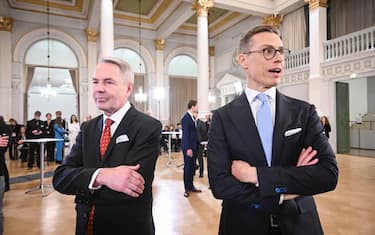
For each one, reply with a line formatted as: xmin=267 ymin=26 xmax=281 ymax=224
xmin=100 ymin=0 xmax=114 ymax=58
xmin=0 ymin=16 xmax=13 ymax=120
xmin=305 ymin=0 xmax=329 ymax=114
xmin=193 ymin=0 xmax=213 ymax=117
xmin=154 ymin=39 xmax=168 ymax=123
xmin=86 ymin=29 xmax=99 ymax=117
xmin=208 ymin=46 xmax=217 ymax=110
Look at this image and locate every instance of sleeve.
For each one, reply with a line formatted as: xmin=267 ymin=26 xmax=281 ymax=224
xmin=256 ymin=105 xmax=339 ymax=197
xmin=52 ymin=126 xmax=98 ymax=198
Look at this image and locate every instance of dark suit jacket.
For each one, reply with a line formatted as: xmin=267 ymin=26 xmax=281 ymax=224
xmin=0 ymin=120 xmax=11 ymax=176
xmin=53 ymin=106 xmax=162 ymax=235
xmin=26 ymin=119 xmax=44 ymax=139
xmin=181 ymin=112 xmax=198 ymax=152
xmin=208 ymin=91 xmax=338 ymax=235
xmin=196 ymin=119 xmax=208 ymax=143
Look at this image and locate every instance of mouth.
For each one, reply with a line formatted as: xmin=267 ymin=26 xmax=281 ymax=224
xmin=268 ymin=68 xmax=282 ymax=74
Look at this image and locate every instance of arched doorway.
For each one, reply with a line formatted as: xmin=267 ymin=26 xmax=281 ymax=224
xmin=25 ymin=39 xmax=79 ymax=122
xmin=168 ymin=54 xmax=197 ymax=125
xmin=114 ymin=48 xmax=147 ymax=112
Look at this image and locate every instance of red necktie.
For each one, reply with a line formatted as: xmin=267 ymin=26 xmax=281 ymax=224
xmin=87 ymin=118 xmax=114 ymax=235
xmin=99 ymin=118 xmax=114 ymax=158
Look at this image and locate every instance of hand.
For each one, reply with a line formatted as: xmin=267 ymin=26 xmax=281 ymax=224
xmin=231 ymin=160 xmax=258 ymax=184
xmin=0 ymin=136 xmax=9 ymax=147
xmin=95 ymin=164 xmax=145 ymax=197
xmin=297 ymin=146 xmax=318 ymax=167
xmin=17 ymin=140 xmax=24 ymax=144
xmin=186 ymin=149 xmax=193 ymax=158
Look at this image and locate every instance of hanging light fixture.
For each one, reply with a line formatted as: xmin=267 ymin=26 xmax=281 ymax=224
xmin=41 ymin=0 xmax=56 ymax=99
xmin=134 ymin=0 xmax=147 ymax=104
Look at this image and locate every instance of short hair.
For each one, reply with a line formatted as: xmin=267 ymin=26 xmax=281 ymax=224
xmin=34 ymin=111 xmax=41 ymax=117
xmin=239 ymin=25 xmax=281 ymax=53
xmin=55 ymin=111 xmax=62 ymax=116
xmin=187 ymin=100 xmax=197 ymax=110
xmin=100 ymin=57 xmax=134 ymax=83
xmin=46 ymin=113 xmax=52 ymax=118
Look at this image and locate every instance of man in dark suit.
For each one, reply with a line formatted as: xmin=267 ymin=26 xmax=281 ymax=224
xmin=26 ymin=111 xmax=44 ymax=170
xmin=44 ymin=113 xmax=55 ymax=162
xmin=53 ymin=57 xmax=162 ymax=235
xmin=0 ymin=120 xmax=10 ymax=235
xmin=181 ymin=100 xmax=201 ymax=197
xmin=208 ymin=25 xmax=338 ymax=235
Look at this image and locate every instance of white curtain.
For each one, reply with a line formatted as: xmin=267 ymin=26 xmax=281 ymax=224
xmin=169 ymin=76 xmax=197 ymax=126
xmin=281 ymin=7 xmax=306 ymax=51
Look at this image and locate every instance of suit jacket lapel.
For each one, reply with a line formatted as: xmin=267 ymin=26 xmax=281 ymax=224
xmin=230 ymin=93 xmax=268 ymax=166
xmin=272 ymin=90 xmax=290 ymax=166
xmin=89 ymin=116 xmax=103 ymax=166
xmin=101 ymin=106 xmax=137 ymax=162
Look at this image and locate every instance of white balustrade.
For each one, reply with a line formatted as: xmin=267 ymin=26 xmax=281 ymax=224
xmin=285 ymin=47 xmax=310 ymax=70
xmin=324 ymin=26 xmax=375 ymax=60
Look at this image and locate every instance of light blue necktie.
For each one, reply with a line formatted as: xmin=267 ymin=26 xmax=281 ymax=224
xmin=256 ymin=93 xmax=273 ymax=166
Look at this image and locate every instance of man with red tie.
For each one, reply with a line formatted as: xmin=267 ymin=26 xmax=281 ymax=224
xmin=53 ymin=57 xmax=162 ymax=235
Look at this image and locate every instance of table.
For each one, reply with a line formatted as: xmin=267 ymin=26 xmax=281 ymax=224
xmin=22 ymin=138 xmax=64 ymax=195
xmin=161 ymin=131 xmax=183 ymax=167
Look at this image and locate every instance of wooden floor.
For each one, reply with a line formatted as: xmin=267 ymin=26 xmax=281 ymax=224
xmin=3 ymin=152 xmax=375 ymax=235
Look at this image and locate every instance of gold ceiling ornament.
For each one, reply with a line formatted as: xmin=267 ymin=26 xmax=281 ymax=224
xmin=154 ymin=39 xmax=166 ymax=51
xmin=304 ymin=0 xmax=328 ymax=10
xmin=209 ymin=46 xmax=215 ymax=56
xmin=0 ymin=17 xmax=13 ymax=32
xmin=262 ymin=14 xmax=284 ymax=29
xmin=86 ymin=29 xmax=98 ymax=42
xmin=192 ymin=0 xmax=214 ymax=17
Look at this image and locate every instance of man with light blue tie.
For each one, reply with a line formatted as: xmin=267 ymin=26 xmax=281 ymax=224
xmin=208 ymin=25 xmax=338 ymax=235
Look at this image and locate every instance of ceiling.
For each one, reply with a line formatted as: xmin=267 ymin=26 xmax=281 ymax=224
xmin=5 ymin=0 xmax=305 ymax=39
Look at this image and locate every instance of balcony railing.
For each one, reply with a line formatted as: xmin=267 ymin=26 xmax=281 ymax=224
xmin=285 ymin=47 xmax=309 ymax=70
xmin=324 ymin=26 xmax=375 ymax=61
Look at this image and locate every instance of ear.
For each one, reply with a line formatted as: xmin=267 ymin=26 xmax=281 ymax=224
xmin=126 ymin=82 xmax=134 ymax=97
xmin=238 ymin=54 xmax=248 ymax=70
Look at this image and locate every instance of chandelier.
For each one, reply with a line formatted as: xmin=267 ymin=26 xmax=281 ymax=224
xmin=134 ymin=87 xmax=147 ymax=103
xmin=41 ymin=0 xmax=56 ymax=99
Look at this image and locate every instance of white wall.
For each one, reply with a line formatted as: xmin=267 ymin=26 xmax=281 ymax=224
xmin=278 ymin=83 xmax=309 ymax=102
xmin=348 ymin=78 xmax=368 ymax=121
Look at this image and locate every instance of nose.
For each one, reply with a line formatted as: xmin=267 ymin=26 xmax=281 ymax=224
xmin=93 ymin=81 xmax=105 ymax=93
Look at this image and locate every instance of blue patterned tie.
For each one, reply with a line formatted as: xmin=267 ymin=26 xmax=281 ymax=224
xmin=256 ymin=93 xmax=273 ymax=166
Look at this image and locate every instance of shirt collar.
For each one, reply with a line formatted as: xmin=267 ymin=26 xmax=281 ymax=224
xmin=102 ymin=101 xmax=131 ymax=125
xmin=245 ymin=86 xmax=276 ymax=104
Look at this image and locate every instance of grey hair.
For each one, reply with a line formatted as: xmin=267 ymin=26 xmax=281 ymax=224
xmin=100 ymin=57 xmax=134 ymax=83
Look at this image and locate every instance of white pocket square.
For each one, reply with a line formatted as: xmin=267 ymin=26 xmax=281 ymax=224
xmin=284 ymin=128 xmax=302 ymax=137
xmin=116 ymin=134 xmax=129 ymax=144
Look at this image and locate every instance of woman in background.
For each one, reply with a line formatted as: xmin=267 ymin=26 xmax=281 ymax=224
xmin=54 ymin=117 xmax=66 ymax=164
xmin=67 ymin=114 xmax=80 ymax=154
xmin=320 ymin=116 xmax=331 ymax=139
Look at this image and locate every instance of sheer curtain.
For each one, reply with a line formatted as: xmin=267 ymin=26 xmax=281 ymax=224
xmin=69 ymin=69 xmax=80 ymax=118
xmin=281 ymin=7 xmax=306 ymax=51
xmin=329 ymin=0 xmax=375 ymax=39
xmin=169 ymin=76 xmax=197 ymax=126
xmin=24 ymin=66 xmax=36 ymax=122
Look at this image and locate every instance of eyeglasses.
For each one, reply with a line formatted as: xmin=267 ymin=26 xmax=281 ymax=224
xmin=242 ymin=47 xmax=291 ymax=60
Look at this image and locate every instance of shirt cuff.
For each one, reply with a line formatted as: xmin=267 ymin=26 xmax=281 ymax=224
xmin=88 ymin=168 xmax=102 ymax=190
xmin=278 ymin=194 xmax=284 ymax=205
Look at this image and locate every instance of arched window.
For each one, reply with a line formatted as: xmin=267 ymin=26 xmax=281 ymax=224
xmin=114 ymin=48 xmax=147 ymax=112
xmin=168 ymin=55 xmax=197 ymax=77
xmin=114 ymin=48 xmax=146 ymax=74
xmin=168 ymin=55 xmax=198 ymax=125
xmin=25 ymin=39 xmax=79 ymax=121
